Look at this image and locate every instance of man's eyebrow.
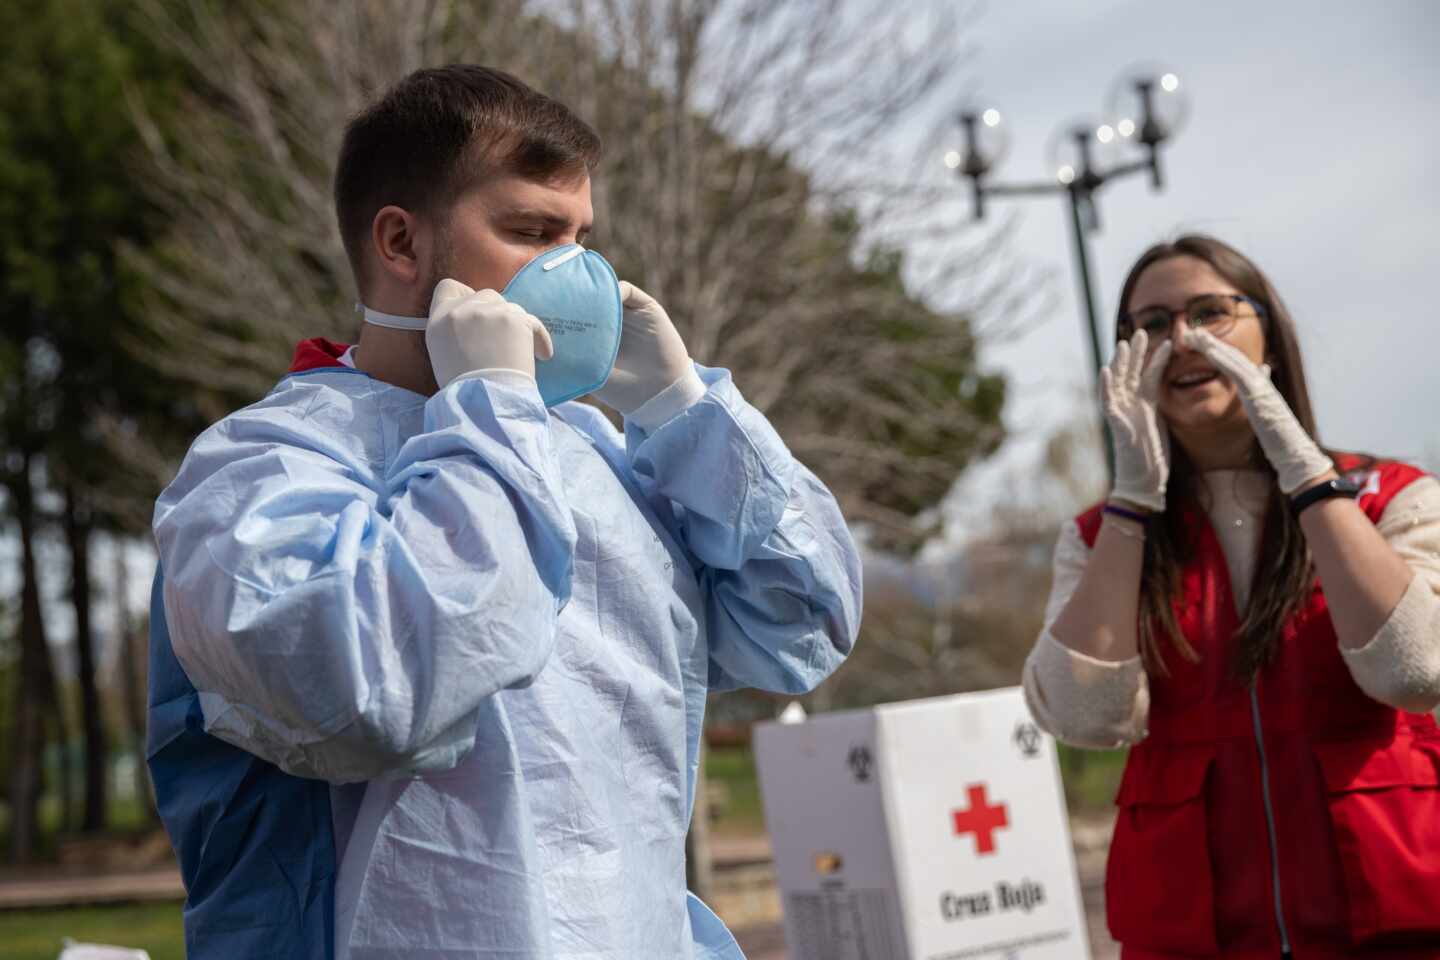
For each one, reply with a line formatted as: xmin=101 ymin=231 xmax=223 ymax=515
xmin=499 ymin=208 xmax=592 ymax=232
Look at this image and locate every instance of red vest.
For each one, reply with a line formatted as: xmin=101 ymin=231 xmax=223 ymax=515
xmin=1076 ymin=458 xmax=1440 ymax=959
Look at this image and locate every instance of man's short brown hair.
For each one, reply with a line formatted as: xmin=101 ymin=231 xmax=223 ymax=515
xmin=334 ymin=65 xmax=601 ymax=291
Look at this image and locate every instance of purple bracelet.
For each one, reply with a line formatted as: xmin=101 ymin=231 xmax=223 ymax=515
xmin=1103 ymin=504 xmax=1151 ymax=526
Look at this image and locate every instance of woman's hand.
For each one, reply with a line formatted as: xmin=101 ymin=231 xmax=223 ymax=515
xmin=1102 ymin=330 xmax=1174 ymax=512
xmin=1050 ymin=329 xmax=1166 ymax=665
xmin=1184 ymin=328 xmax=1334 ymax=493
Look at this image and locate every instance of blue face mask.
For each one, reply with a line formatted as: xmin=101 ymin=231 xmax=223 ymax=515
xmin=359 ymin=243 xmax=622 ymax=407
xmin=501 ymin=244 xmax=623 ymax=407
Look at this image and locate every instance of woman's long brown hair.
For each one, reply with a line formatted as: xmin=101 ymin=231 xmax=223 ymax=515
xmin=1115 ymin=235 xmax=1331 ymax=678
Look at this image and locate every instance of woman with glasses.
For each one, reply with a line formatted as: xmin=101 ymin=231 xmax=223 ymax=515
xmin=1023 ymin=234 xmax=1440 ymax=958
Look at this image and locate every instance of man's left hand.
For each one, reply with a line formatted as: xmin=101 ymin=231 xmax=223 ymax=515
xmin=593 ymin=282 xmax=697 ymax=415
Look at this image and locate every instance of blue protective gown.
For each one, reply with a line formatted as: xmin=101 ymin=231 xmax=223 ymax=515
xmin=149 ymin=348 xmax=861 ymax=959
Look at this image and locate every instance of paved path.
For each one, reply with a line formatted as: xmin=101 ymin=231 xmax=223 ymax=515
xmin=0 ymin=867 xmax=183 ymax=910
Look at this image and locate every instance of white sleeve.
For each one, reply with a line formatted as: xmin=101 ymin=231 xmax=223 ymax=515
xmin=1021 ymin=520 xmax=1150 ymax=749
xmin=1340 ymin=476 xmax=1440 ymax=714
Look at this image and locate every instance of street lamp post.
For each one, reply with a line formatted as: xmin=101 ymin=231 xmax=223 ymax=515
xmin=949 ymin=70 xmax=1189 ymax=477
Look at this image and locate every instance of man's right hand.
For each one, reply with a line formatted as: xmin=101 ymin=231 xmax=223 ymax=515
xmin=426 ymin=279 xmax=554 ymax=388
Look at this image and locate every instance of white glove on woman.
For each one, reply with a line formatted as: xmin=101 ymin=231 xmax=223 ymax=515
xmin=1101 ymin=330 xmax=1174 ymax=512
xmin=1185 ymin=328 xmax=1333 ymax=494
xmin=592 ymin=282 xmax=702 ymax=416
xmin=426 ymin=279 xmax=554 ymax=389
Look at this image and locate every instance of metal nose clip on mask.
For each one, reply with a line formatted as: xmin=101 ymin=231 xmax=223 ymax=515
xmin=359 ymin=243 xmax=622 ymax=407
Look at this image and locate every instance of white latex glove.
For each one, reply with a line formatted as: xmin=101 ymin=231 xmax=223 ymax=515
xmin=426 ymin=279 xmax=554 ymax=389
xmin=1185 ymin=328 xmax=1333 ymax=494
xmin=1101 ymin=330 xmax=1173 ymax=513
xmin=592 ymin=282 xmax=697 ymax=416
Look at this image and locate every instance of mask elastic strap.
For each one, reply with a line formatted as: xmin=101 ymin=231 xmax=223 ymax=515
xmin=357 ymin=303 xmax=427 ymax=331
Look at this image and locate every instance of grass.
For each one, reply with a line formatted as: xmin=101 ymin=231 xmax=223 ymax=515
xmin=704 ymin=745 xmax=765 ymax=834
xmin=1057 ymin=743 xmax=1127 ymax=814
xmin=0 ymin=902 xmax=185 ymax=960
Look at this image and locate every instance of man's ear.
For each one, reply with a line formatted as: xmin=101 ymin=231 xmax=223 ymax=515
xmin=371 ymin=205 xmax=422 ymax=285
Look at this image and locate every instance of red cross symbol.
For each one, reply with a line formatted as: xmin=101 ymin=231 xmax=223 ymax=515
xmin=952 ymin=783 xmax=1009 ymax=856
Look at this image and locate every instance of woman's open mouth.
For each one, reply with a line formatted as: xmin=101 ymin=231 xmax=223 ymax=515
xmin=1168 ymin=369 xmax=1220 ymax=391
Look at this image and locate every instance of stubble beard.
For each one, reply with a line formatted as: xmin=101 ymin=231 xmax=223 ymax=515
xmin=417 ymin=214 xmax=456 ymax=316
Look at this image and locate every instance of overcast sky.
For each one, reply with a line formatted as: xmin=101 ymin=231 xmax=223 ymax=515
xmin=925 ymin=0 xmax=1440 ymax=542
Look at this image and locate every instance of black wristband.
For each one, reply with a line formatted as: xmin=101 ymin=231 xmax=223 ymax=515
xmin=1103 ymin=504 xmax=1151 ymax=526
xmin=1289 ymin=476 xmax=1362 ymax=517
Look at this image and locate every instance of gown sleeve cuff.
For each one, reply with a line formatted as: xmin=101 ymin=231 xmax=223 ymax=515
xmin=624 ymin=366 xmax=708 ymax=433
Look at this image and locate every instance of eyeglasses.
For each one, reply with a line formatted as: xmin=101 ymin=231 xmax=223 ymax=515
xmin=1119 ymin=293 xmax=1267 ymax=345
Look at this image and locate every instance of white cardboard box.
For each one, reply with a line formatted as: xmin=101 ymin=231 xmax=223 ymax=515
xmin=752 ymin=687 xmax=1091 ymax=960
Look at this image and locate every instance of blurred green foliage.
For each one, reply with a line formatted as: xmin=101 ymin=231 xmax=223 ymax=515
xmin=1058 ymin=743 xmax=1126 ymax=814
